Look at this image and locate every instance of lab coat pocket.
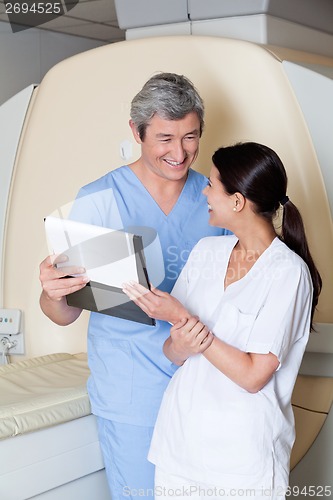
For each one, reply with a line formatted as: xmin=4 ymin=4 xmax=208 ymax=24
xmin=200 ymin=397 xmax=265 ymax=477
xmin=213 ymin=302 xmax=257 ymax=350
xmin=88 ymin=338 xmax=133 ymax=405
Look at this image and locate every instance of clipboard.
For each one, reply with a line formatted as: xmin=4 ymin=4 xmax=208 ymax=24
xmin=44 ymin=216 xmax=155 ymax=326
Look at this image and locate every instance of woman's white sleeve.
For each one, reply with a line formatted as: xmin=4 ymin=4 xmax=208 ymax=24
xmin=245 ymin=265 xmax=313 ymax=365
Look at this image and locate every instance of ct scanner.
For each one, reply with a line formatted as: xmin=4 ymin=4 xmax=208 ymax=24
xmin=0 ymin=35 xmax=332 ymax=499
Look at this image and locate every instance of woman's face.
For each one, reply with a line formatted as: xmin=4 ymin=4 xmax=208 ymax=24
xmin=202 ymin=165 xmax=235 ymax=228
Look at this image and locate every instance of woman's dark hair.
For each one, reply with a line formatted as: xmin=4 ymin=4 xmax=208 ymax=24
xmin=212 ymin=142 xmax=322 ymax=330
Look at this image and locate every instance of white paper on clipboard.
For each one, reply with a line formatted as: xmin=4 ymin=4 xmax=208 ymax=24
xmin=44 ymin=216 xmax=140 ymax=287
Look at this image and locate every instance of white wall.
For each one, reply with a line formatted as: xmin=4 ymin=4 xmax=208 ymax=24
xmin=0 ymin=21 xmax=107 ymax=106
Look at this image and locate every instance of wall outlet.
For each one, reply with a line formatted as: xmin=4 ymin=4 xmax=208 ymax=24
xmin=0 ymin=309 xmax=24 ymax=355
xmin=0 ymin=333 xmax=25 ymax=355
xmin=0 ymin=308 xmax=22 ymax=335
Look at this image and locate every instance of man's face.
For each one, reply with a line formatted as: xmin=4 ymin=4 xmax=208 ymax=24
xmin=130 ymin=112 xmax=201 ymax=182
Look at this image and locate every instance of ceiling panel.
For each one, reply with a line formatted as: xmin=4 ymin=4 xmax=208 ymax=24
xmin=0 ymin=0 xmax=125 ymax=42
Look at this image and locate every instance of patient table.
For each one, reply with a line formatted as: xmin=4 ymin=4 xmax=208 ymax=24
xmin=0 ymin=353 xmax=111 ymax=500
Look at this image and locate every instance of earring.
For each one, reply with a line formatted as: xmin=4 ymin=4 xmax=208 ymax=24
xmin=233 ymin=207 xmax=237 ymax=212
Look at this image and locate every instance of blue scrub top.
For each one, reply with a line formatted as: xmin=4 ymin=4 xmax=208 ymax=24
xmin=70 ymin=166 xmax=229 ymax=426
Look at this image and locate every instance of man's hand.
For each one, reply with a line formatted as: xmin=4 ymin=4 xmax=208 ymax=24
xmin=39 ymin=254 xmax=90 ymax=301
xmin=39 ymin=254 xmax=88 ymax=325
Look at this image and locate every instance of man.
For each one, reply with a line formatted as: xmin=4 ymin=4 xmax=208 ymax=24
xmin=39 ymin=73 xmax=229 ymax=499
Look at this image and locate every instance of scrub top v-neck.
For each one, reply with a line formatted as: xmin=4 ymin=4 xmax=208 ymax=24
xmin=125 ymin=165 xmax=197 ymax=220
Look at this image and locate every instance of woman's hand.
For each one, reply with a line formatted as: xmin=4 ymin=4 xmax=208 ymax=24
xmin=122 ymin=281 xmax=189 ymax=325
xmin=164 ymin=317 xmax=215 ymax=366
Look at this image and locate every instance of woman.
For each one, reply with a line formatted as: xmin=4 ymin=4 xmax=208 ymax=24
xmin=123 ymin=142 xmax=322 ymax=499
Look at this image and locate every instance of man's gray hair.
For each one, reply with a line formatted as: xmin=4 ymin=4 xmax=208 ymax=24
xmin=130 ymin=73 xmax=204 ymax=140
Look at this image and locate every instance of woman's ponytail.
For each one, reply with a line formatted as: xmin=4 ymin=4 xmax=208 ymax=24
xmin=281 ymin=200 xmax=322 ymax=330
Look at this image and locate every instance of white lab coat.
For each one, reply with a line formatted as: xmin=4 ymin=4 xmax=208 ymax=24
xmin=149 ymin=235 xmax=312 ymax=496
